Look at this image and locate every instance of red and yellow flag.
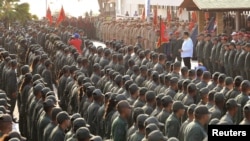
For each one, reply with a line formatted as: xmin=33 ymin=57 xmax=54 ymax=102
xmin=46 ymin=6 xmax=53 ymax=25
xmin=56 ymin=6 xmax=66 ymax=26
xmin=157 ymin=20 xmax=169 ymax=47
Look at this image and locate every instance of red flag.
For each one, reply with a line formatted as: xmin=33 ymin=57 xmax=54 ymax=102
xmin=141 ymin=7 xmax=145 ymax=21
xmin=167 ymin=9 xmax=172 ymax=22
xmin=46 ymin=6 xmax=53 ymax=25
xmin=153 ymin=7 xmax=158 ymax=25
xmin=157 ymin=20 xmax=169 ymax=48
xmin=56 ymin=6 xmax=66 ymax=26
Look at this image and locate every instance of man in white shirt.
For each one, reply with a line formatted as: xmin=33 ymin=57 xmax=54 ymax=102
xmin=179 ymin=32 xmax=194 ymax=69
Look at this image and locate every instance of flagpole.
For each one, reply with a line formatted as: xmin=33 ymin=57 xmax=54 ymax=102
xmin=159 ymin=15 xmax=162 ymax=47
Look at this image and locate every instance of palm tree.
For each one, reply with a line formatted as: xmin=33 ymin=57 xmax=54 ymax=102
xmin=0 ymin=0 xmax=34 ymax=28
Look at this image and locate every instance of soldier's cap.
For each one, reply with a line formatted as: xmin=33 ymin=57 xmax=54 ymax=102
xmin=10 ymin=59 xmax=17 ymax=66
xmin=194 ymin=105 xmax=210 ymax=116
xmin=148 ymin=130 xmax=168 ymax=141
xmin=37 ymin=78 xmax=47 ymax=86
xmin=145 ymin=91 xmax=156 ymax=101
xmin=226 ymin=98 xmax=240 ymax=109
xmin=137 ymin=114 xmax=149 ymax=126
xmin=0 ymin=99 xmax=10 ymax=107
xmin=41 ymin=54 xmax=48 ymax=60
xmin=225 ymin=77 xmax=234 ymax=86
xmin=62 ymin=65 xmax=70 ymax=73
xmin=20 ymin=65 xmax=30 ymax=74
xmin=244 ymin=43 xmax=250 ymax=48
xmin=145 ymin=123 xmax=159 ymax=134
xmin=0 ymin=105 xmax=10 ymax=114
xmin=70 ymin=66 xmax=79 ymax=72
xmin=170 ymin=77 xmax=178 ymax=84
xmin=122 ymin=75 xmax=131 ymax=82
xmin=115 ymin=94 xmax=127 ymax=102
xmin=181 ymin=66 xmax=188 ymax=72
xmin=200 ymin=88 xmax=209 ymax=97
xmin=129 ymin=84 xmax=139 ymax=94
xmin=46 ymin=91 xmax=56 ymax=97
xmin=172 ymin=101 xmax=186 ymax=112
xmin=145 ymin=117 xmax=164 ymax=127
xmin=212 ymin=72 xmax=220 ymax=78
xmin=93 ymin=63 xmax=101 ymax=70
xmin=165 ymin=74 xmax=172 ymax=81
xmin=241 ymin=80 xmax=250 ymax=88
xmin=76 ymin=127 xmax=93 ymax=140
xmin=117 ymin=100 xmax=132 ymax=111
xmin=138 ymin=87 xmax=147 ymax=96
xmin=92 ymin=89 xmax=104 ymax=97
xmin=168 ymin=137 xmax=179 ymax=141
xmin=0 ymin=114 xmax=12 ymax=122
xmin=173 ymin=61 xmax=181 ymax=68
xmin=43 ymin=99 xmax=56 ymax=109
xmin=9 ymin=138 xmax=20 ymax=141
xmin=0 ymin=93 xmax=10 ymax=101
xmin=44 ymin=59 xmax=53 ymax=66
xmin=214 ymin=92 xmax=225 ymax=102
xmin=51 ymin=107 xmax=62 ymax=121
xmin=243 ymin=104 xmax=250 ymax=112
xmin=84 ymin=83 xmax=92 ymax=90
xmin=90 ymin=136 xmax=103 ymax=141
xmin=161 ymin=95 xmax=173 ymax=105
xmin=187 ymin=104 xmax=197 ymax=114
xmin=156 ymin=93 xmax=165 ymax=101
xmin=209 ymin=118 xmax=220 ymax=125
xmin=166 ymin=61 xmax=172 ymax=67
xmin=234 ymin=76 xmax=243 ymax=83
xmin=32 ymin=74 xmax=42 ymax=82
xmin=70 ymin=113 xmax=81 ymax=122
xmin=56 ymin=111 xmax=70 ymax=124
xmin=8 ymin=131 xmax=26 ymax=141
xmin=183 ymin=79 xmax=191 ymax=87
xmin=73 ymin=117 xmax=90 ymax=129
xmin=218 ymin=73 xmax=226 ymax=80
xmin=140 ymin=65 xmax=147 ymax=71
xmin=187 ymin=83 xmax=197 ymax=91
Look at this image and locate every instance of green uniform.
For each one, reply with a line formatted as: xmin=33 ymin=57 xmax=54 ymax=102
xmin=235 ymin=92 xmax=249 ymax=124
xmin=48 ymin=125 xmax=65 ymax=141
xmin=157 ymin=109 xmax=170 ymax=124
xmin=111 ymin=116 xmax=128 ymax=141
xmin=184 ymin=120 xmax=207 ymax=141
xmin=165 ymin=113 xmax=181 ymax=138
xmin=128 ymin=131 xmax=144 ymax=141
xmin=37 ymin=114 xmax=51 ymax=141
xmin=244 ymin=52 xmax=250 ymax=80
xmin=178 ymin=118 xmax=192 ymax=141
xmin=43 ymin=122 xmax=57 ymax=141
xmin=228 ymin=49 xmax=236 ymax=77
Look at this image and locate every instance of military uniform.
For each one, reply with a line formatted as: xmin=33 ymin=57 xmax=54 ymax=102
xmin=184 ymin=120 xmax=207 ymax=141
xmin=245 ymin=51 xmax=250 ymax=80
xmin=111 ymin=116 xmax=128 ymax=141
xmin=237 ymin=50 xmax=248 ymax=78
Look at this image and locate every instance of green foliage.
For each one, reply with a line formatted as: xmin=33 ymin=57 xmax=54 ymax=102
xmin=0 ymin=0 xmax=36 ymax=27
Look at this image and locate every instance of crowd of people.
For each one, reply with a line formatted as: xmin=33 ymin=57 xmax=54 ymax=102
xmin=0 ymin=16 xmax=249 ymax=141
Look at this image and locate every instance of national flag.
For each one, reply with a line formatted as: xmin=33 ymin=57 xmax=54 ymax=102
xmin=56 ymin=6 xmax=66 ymax=26
xmin=46 ymin=6 xmax=53 ymax=25
xmin=157 ymin=19 xmax=169 ymax=48
xmin=167 ymin=9 xmax=171 ymax=22
xmin=141 ymin=7 xmax=145 ymax=21
xmin=153 ymin=7 xmax=158 ymax=25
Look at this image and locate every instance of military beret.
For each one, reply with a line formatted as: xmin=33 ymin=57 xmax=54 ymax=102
xmin=241 ymin=80 xmax=250 ymax=88
xmin=218 ymin=74 xmax=226 ymax=81
xmin=145 ymin=91 xmax=156 ymax=101
xmin=226 ymin=98 xmax=240 ymax=109
xmin=90 ymin=136 xmax=102 ymax=141
xmin=144 ymin=117 xmax=164 ymax=127
xmin=245 ymin=43 xmax=250 ymax=48
xmin=8 ymin=131 xmax=26 ymax=141
xmin=0 ymin=105 xmax=10 ymax=114
xmin=122 ymin=75 xmax=131 ymax=82
xmin=194 ymin=105 xmax=210 ymax=116
xmin=224 ymin=77 xmax=233 ymax=86
xmin=148 ymin=130 xmax=168 ymax=141
xmin=76 ymin=127 xmax=93 ymax=140
xmin=164 ymin=74 xmax=172 ymax=81
xmin=56 ymin=111 xmax=70 ymax=124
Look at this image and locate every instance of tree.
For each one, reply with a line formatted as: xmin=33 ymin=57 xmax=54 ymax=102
xmin=0 ymin=0 xmax=34 ymax=28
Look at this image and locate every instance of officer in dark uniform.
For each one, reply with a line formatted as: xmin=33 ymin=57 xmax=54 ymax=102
xmin=233 ymin=43 xmax=242 ymax=76
xmin=218 ymin=98 xmax=239 ymax=125
xmin=49 ymin=111 xmax=70 ymax=141
xmin=170 ymin=31 xmax=183 ymax=62
xmin=209 ymin=92 xmax=225 ymax=120
xmin=142 ymin=91 xmax=156 ymax=115
xmin=128 ymin=114 xmax=149 ymax=141
xmin=224 ymin=43 xmax=230 ymax=75
xmin=237 ymin=44 xmax=248 ymax=79
xmin=210 ymin=37 xmax=219 ymax=73
xmin=133 ymin=87 xmax=147 ymax=108
xmin=6 ymin=59 xmax=18 ymax=117
xmin=57 ymin=65 xmax=70 ymax=101
xmin=179 ymin=104 xmax=196 ymax=141
xmin=43 ymin=107 xmax=62 ymax=141
xmin=111 ymin=100 xmax=132 ymax=141
xmin=37 ymin=99 xmax=55 ymax=141
xmin=42 ymin=59 xmax=54 ymax=90
xmin=184 ymin=105 xmax=209 ymax=141
xmin=165 ymin=101 xmax=185 ymax=138
xmin=239 ymin=104 xmax=250 ymax=125
xmin=87 ymin=89 xmax=103 ymax=134
xmin=235 ymin=80 xmax=250 ymax=124
xmin=203 ymin=34 xmax=213 ymax=71
xmin=244 ymin=43 xmax=250 ymax=80
xmin=157 ymin=95 xmax=173 ymax=124
xmin=196 ymin=34 xmax=205 ymax=63
xmin=90 ymin=63 xmax=101 ymax=86
xmin=228 ymin=42 xmax=236 ymax=77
